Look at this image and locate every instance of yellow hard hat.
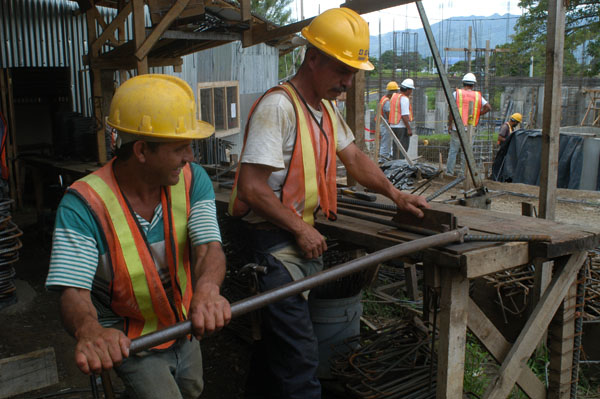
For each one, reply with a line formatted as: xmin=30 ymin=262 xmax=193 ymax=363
xmin=510 ymin=113 xmax=522 ymax=123
xmin=423 ymin=139 xmax=429 ymax=146
xmin=386 ymin=81 xmax=399 ymax=91
xmin=107 ymin=74 xmax=214 ymax=140
xmin=301 ymin=8 xmax=374 ymax=71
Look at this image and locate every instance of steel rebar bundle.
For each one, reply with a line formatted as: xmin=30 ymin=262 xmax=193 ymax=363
xmin=329 ymin=321 xmax=436 ymax=399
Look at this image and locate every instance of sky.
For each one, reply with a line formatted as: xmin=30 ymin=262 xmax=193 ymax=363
xmin=291 ymin=0 xmax=524 ymax=34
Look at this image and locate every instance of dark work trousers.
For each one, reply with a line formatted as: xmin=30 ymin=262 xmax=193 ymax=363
xmin=244 ymin=228 xmax=321 ymax=399
xmin=392 ymin=127 xmax=410 ymax=159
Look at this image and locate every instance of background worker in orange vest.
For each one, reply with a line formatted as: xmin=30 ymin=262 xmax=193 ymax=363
xmin=229 ymin=8 xmax=429 ymax=399
xmin=378 ymin=81 xmax=399 ymax=163
xmin=446 ymin=72 xmax=491 ymax=176
xmin=389 ymin=78 xmax=415 ymax=159
xmin=45 ymin=75 xmax=231 ymax=399
xmin=497 ymin=112 xmax=522 ymax=146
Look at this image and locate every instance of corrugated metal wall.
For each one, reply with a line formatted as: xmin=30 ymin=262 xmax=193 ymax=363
xmin=0 ymin=0 xmax=199 ymax=117
xmin=0 ymin=0 xmax=277 ymax=156
xmin=196 ymin=41 xmax=279 ymax=152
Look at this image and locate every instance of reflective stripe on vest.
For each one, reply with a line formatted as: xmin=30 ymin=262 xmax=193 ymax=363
xmin=389 ymin=93 xmax=413 ymax=124
xmin=456 ymin=89 xmax=482 ymax=126
xmin=71 ymin=160 xmax=192 ymax=348
xmin=229 ymin=82 xmax=338 ymax=225
xmin=375 ymin=96 xmax=389 ymax=121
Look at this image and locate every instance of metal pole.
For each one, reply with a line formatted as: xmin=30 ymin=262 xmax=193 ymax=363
xmin=130 ymin=228 xmax=469 ymax=353
xmin=415 ymin=1 xmax=482 ymax=188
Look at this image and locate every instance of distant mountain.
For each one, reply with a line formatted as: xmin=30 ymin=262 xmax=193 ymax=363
xmin=369 ymin=13 xmax=519 ymax=60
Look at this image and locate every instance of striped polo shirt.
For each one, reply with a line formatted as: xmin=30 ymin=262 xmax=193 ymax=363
xmin=45 ymin=162 xmax=221 ymax=327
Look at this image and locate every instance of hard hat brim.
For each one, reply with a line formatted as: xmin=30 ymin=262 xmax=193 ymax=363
xmin=107 ymin=119 xmax=215 ymax=140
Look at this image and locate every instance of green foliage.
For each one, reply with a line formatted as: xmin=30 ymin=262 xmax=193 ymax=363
xmin=250 ymin=0 xmax=294 ymax=25
xmin=498 ymin=0 xmax=600 ymax=76
xmin=464 ymin=335 xmax=493 ymax=396
xmin=425 ymin=87 xmax=436 ymax=111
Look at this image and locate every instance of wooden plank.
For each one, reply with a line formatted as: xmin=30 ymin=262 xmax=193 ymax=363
xmin=539 ymin=0 xmax=566 ymax=220
xmin=89 ymin=55 xmax=183 ymax=70
xmin=346 ymin=70 xmax=365 ymax=186
xmin=91 ymin=2 xmax=131 ymax=55
xmin=467 ymin=299 xmax=546 ymax=399
xmin=340 ymin=0 xmax=414 ymax=15
xmin=548 ymin=281 xmax=577 ymax=399
xmin=463 ymin=241 xmax=529 ymax=278
xmin=482 ymin=251 xmax=587 ymax=399
xmin=404 ymin=263 xmax=419 ymax=300
xmin=436 ymin=266 xmax=469 ymax=399
xmin=135 ymin=0 xmax=191 ymax=61
xmin=0 ymin=348 xmax=58 ymax=399
xmin=132 ymin=0 xmax=148 ymax=74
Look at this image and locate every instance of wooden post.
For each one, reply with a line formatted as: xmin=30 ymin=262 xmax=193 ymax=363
xmin=436 ymin=266 xmax=469 ymax=399
xmin=132 ymin=0 xmax=149 ymax=75
xmin=86 ymin=9 xmax=108 ymax=164
xmin=548 ymin=280 xmax=577 ymax=399
xmin=403 ymin=263 xmax=419 ymax=300
xmin=346 ymin=71 xmax=365 ymax=186
xmin=539 ymin=0 xmax=566 ymax=220
xmin=467 ymin=26 xmax=472 ymax=72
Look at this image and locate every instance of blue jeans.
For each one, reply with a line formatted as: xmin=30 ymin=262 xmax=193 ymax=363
xmin=245 ymin=228 xmax=321 ymax=399
xmin=115 ymin=337 xmax=203 ymax=399
xmin=446 ymin=130 xmax=461 ymax=175
xmin=447 ymin=130 xmax=473 ymax=175
xmin=379 ymin=123 xmax=392 ymax=162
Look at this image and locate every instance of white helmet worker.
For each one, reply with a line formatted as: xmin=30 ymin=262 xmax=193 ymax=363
xmin=462 ymin=73 xmax=477 ymax=85
xmin=400 ymin=78 xmax=415 ymax=90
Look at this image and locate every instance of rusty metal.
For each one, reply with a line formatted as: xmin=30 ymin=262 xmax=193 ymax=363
xmin=410 ymin=170 xmax=443 ymax=195
xmin=425 ymin=176 xmax=466 ymax=202
xmin=130 ymin=228 xmax=468 ymax=354
xmin=338 ymin=197 xmax=398 ymax=212
xmin=329 ymin=321 xmax=436 ymax=398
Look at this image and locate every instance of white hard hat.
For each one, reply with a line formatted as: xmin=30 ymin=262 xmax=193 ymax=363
xmin=400 ymin=78 xmax=415 ymax=90
xmin=462 ymin=73 xmax=477 ymax=84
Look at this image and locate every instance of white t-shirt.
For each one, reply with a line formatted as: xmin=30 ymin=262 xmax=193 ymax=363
xmin=241 ymin=90 xmax=355 ymax=222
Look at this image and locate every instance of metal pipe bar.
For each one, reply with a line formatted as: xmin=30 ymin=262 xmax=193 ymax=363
xmin=130 ymin=228 xmax=469 ymax=353
xmin=425 ymin=176 xmax=465 ymax=202
xmin=415 ymin=1 xmax=482 ymax=188
xmin=337 ymin=197 xmax=397 ymax=211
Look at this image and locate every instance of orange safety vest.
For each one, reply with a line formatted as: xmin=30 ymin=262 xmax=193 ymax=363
xmin=229 ymin=82 xmax=338 ymax=226
xmin=456 ymin=89 xmax=482 ymax=127
xmin=70 ymin=160 xmax=193 ymax=349
xmin=375 ymin=96 xmax=390 ymax=122
xmin=389 ymin=93 xmax=413 ymax=125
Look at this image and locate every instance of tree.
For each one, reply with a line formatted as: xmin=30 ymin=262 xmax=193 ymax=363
xmin=505 ymin=0 xmax=600 ymax=77
xmin=251 ymin=0 xmax=294 ymax=26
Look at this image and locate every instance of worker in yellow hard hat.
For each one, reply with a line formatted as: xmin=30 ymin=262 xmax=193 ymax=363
xmin=377 ymin=81 xmax=400 ymax=163
xmin=46 ymin=74 xmax=231 ymax=399
xmin=229 ymin=8 xmax=429 ymax=398
xmin=497 ymin=112 xmax=522 ymax=146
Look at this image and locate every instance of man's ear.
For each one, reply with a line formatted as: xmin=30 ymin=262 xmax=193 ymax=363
xmin=132 ymin=141 xmax=146 ymax=163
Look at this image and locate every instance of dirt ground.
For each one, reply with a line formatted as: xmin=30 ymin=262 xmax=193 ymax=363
xmin=1 ymin=176 xmax=599 ymax=398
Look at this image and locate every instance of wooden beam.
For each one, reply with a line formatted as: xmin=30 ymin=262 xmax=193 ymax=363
xmin=461 ymin=241 xmax=529 ymax=279
xmin=155 ymin=30 xmax=240 ymax=41
xmin=250 ymin=18 xmax=313 ymax=47
xmin=436 ymin=266 xmax=469 ymax=399
xmin=135 ymin=0 xmax=190 ymax=61
xmin=0 ymin=348 xmax=58 ymax=399
xmin=467 ymin=298 xmax=546 ymax=399
xmin=91 ymin=2 xmax=131 ymax=55
xmin=539 ymin=0 xmax=566 ymax=220
xmin=340 ymin=0 xmax=415 ymax=15
xmin=548 ymin=281 xmax=577 ymax=399
xmin=89 ymin=56 xmax=183 ymax=70
xmin=482 ymin=251 xmax=587 ymax=399
xmin=86 ymin=9 xmax=108 ymax=163
xmin=240 ymin=0 xmax=252 ymax=47
xmin=346 ymin=71 xmax=365 ymax=187
xmin=132 ymin=0 xmax=148 ymax=74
